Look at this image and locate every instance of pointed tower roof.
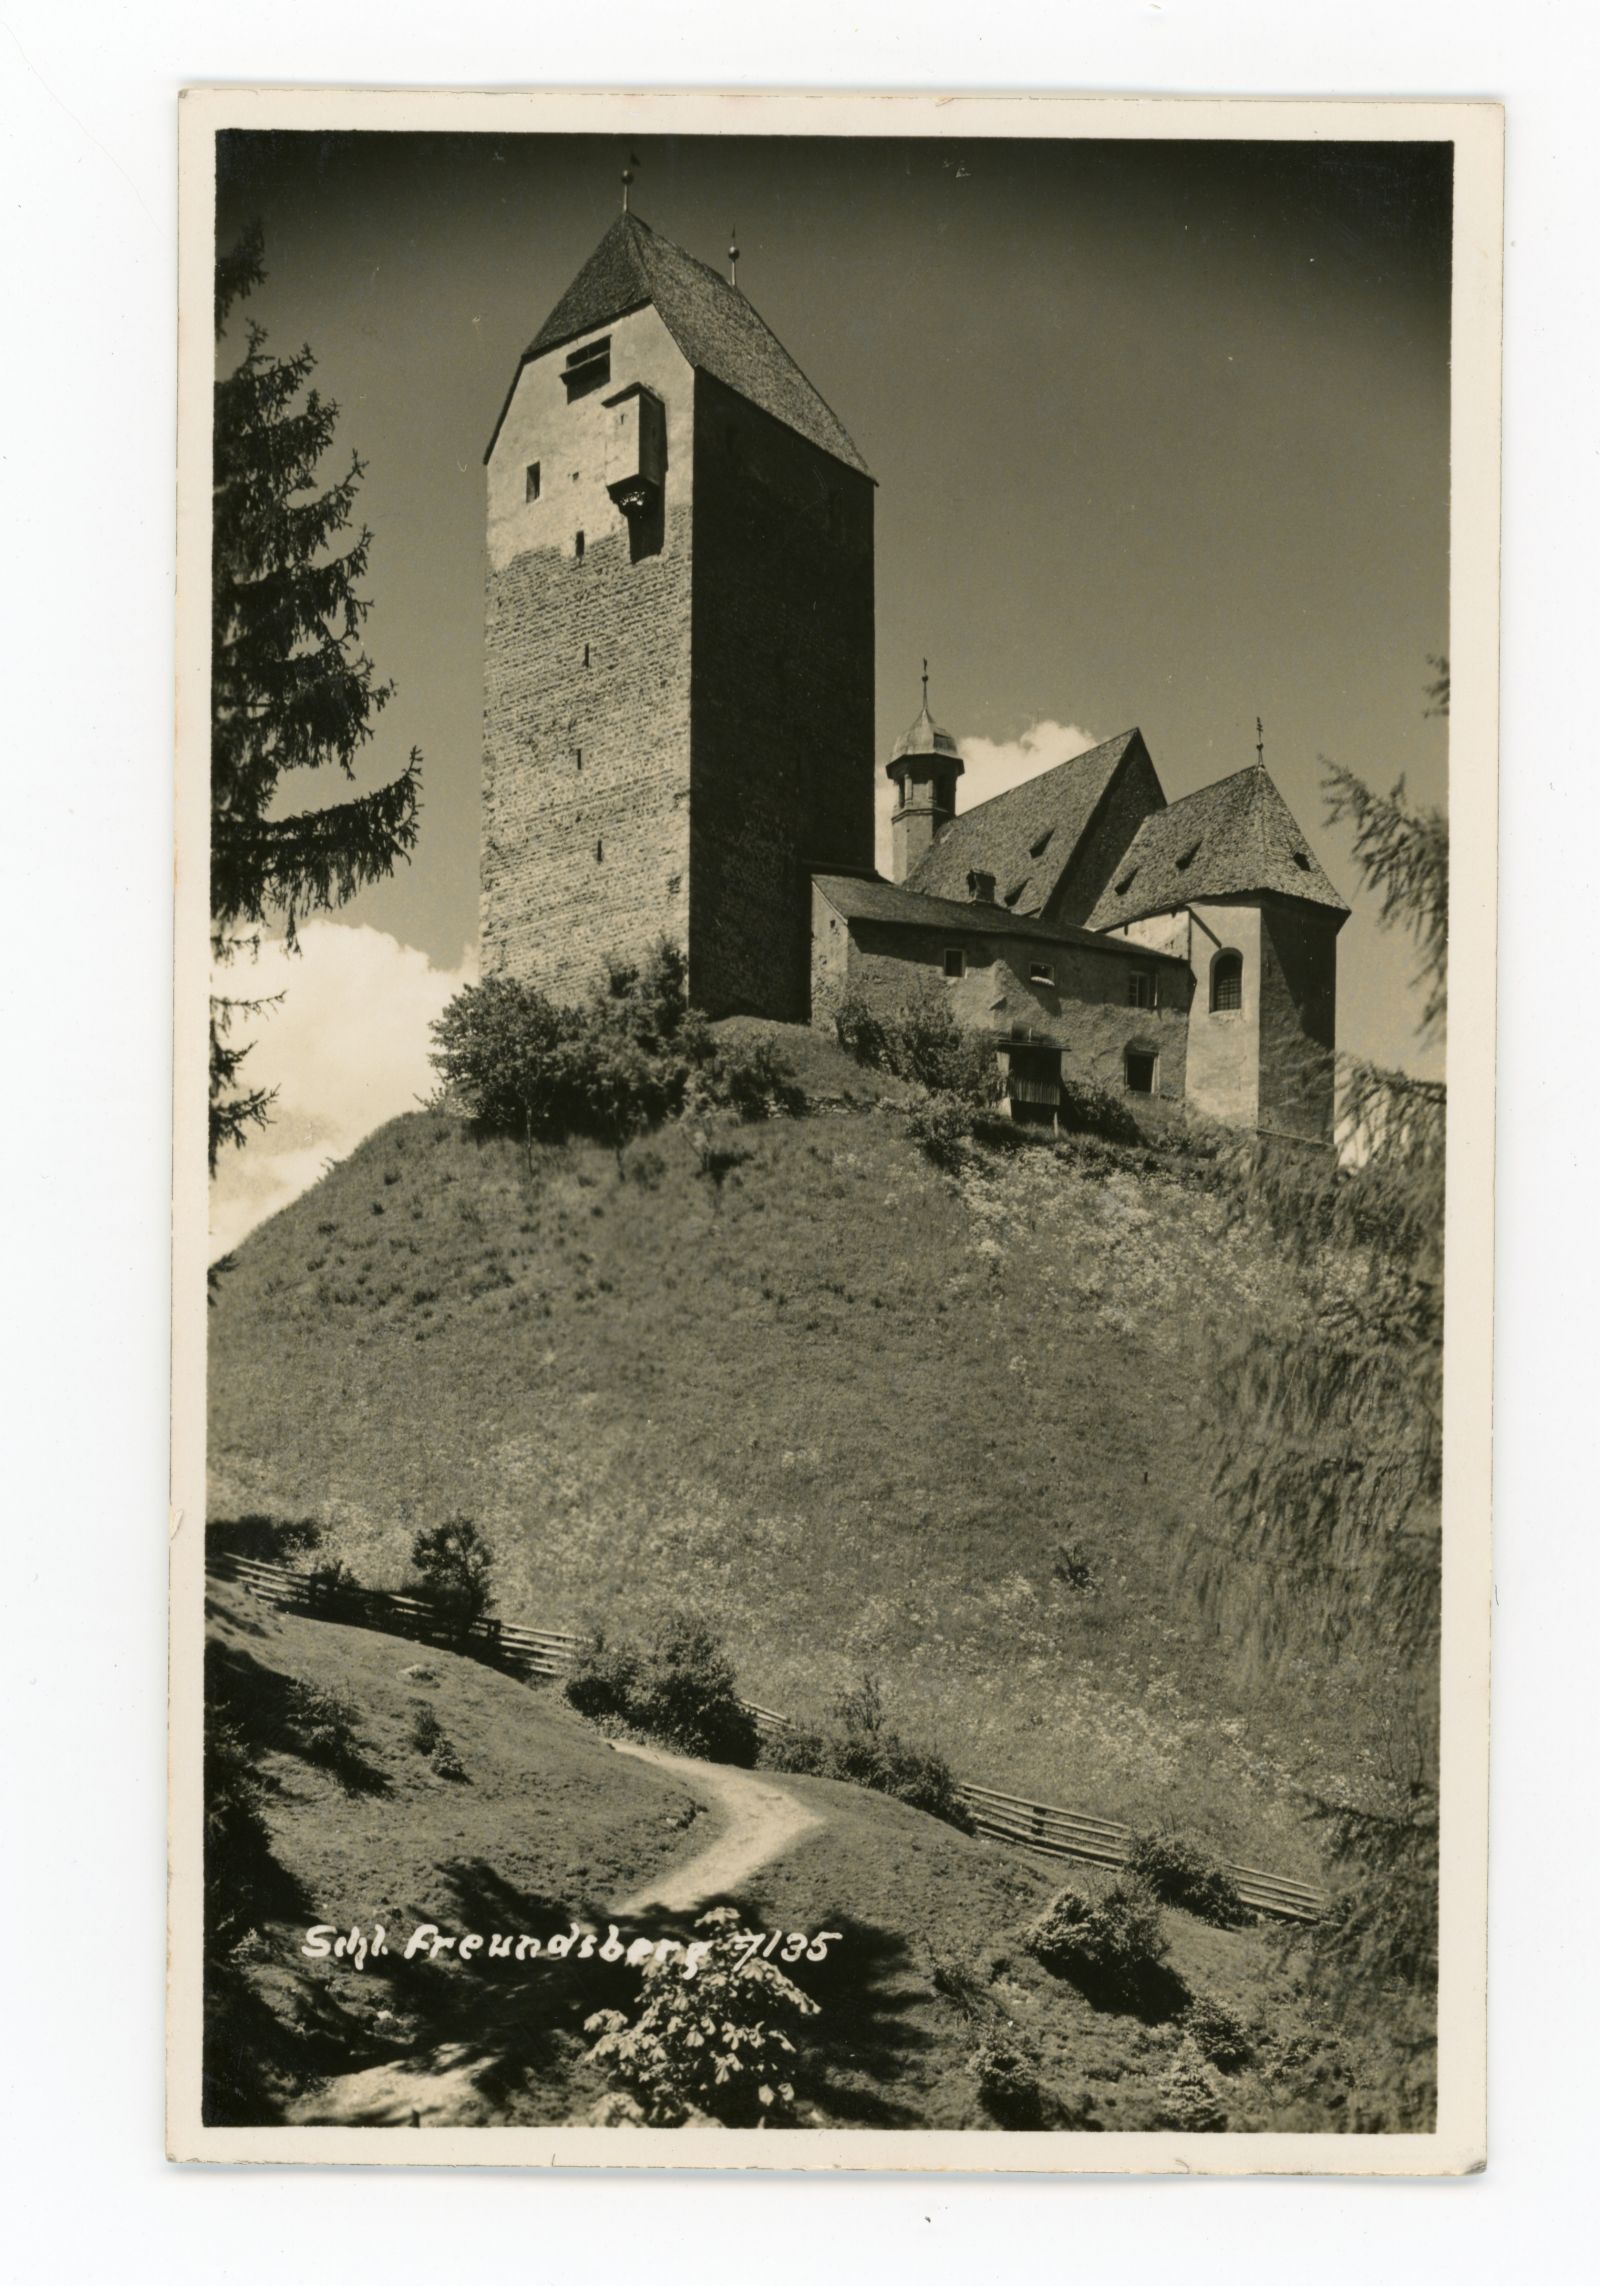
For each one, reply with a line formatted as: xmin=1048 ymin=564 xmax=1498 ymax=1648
xmin=485 ymin=212 xmax=870 ymax=476
xmin=1082 ymin=763 xmax=1349 ymax=929
xmin=889 ymin=669 xmax=964 ymax=767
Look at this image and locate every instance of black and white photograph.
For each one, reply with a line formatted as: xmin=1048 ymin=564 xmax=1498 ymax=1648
xmin=168 ymin=87 xmax=1498 ymax=2171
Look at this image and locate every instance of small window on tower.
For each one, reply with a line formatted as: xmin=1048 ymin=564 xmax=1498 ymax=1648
xmin=1211 ymin=950 xmax=1243 ymax=1013
xmin=525 ymin=461 xmax=542 ymax=503
xmin=562 ymin=336 xmax=612 ymax=401
xmin=596 ymin=837 xmax=604 ymax=864
xmin=944 ymin=947 xmax=966 ymax=980
xmin=574 ymin=530 xmax=585 ymax=561
xmin=575 ymin=749 xmax=583 ymax=773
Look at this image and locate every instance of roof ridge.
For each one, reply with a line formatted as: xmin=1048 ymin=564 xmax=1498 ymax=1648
xmin=956 ymin=727 xmax=1137 ymax=823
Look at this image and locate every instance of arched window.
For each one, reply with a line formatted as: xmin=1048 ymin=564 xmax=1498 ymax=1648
xmin=1211 ymin=950 xmax=1243 ymax=1013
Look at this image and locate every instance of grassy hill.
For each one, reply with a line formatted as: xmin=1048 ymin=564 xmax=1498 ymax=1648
xmin=205 ymin=1577 xmax=1350 ymax=2131
xmin=208 ymin=1022 xmax=1386 ymax=1880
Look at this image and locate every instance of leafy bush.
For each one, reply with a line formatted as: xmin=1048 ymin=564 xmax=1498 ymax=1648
xmin=306 ymin=1556 xmax=362 ymax=1606
xmin=565 ymin=1613 xmax=759 ymax=1765
xmin=409 ymin=1515 xmax=495 ymax=1635
xmin=832 ymin=985 xmax=999 ymax=1108
xmin=585 ymin=1905 xmax=818 ymax=2126
xmin=1024 ymin=1878 xmax=1179 ymax=2010
xmin=431 ymin=941 xmax=802 ymax=1154
xmin=284 ymin=1677 xmax=363 ymax=1767
xmin=905 ymin=1090 xmax=975 ymax=1172
xmin=1056 ymin=1070 xmax=1149 ymax=1146
xmin=1182 ymin=1995 xmax=1254 ymax=2073
xmin=1151 ymin=2037 xmax=1230 ymax=2132
xmin=410 ymin=1702 xmax=467 ymax=1781
xmin=1125 ymin=1830 xmax=1253 ymax=1929
xmin=971 ymin=2035 xmax=1048 ymax=2129
xmin=763 ymin=1676 xmax=972 ymax=1832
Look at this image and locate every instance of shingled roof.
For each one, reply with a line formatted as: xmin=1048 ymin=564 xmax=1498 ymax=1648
xmin=813 ymin=872 xmax=1188 ymax=963
xmin=905 ymin=729 xmax=1149 ymax=914
xmin=1083 ymin=764 xmax=1349 ymax=930
xmin=486 ymin=212 xmax=870 ymax=476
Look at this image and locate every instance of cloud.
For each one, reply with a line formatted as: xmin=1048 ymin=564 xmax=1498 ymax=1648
xmin=873 ymin=718 xmax=1103 ymax=873
xmin=209 ymin=923 xmax=477 ymax=1260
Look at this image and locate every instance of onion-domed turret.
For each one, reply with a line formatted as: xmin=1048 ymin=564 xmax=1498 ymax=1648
xmin=886 ymin=664 xmax=964 ymax=882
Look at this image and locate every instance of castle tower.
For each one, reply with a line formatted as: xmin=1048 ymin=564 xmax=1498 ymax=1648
xmin=480 ymin=209 xmax=876 ymax=1021
xmin=885 ymin=669 xmax=964 ymax=882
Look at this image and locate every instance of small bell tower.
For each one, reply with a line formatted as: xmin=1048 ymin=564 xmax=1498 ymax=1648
xmin=886 ymin=664 xmax=964 ymax=882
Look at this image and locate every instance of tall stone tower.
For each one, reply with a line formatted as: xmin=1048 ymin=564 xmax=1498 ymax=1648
xmin=481 ymin=210 xmax=876 ymax=1021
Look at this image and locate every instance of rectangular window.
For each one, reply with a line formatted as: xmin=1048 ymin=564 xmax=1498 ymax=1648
xmin=1028 ymin=961 xmax=1056 ymax=987
xmin=1127 ymin=973 xmax=1155 ymax=1010
xmin=574 ymin=530 xmax=585 ymax=561
xmin=525 ymin=461 xmax=541 ymax=502
xmin=562 ymin=336 xmax=612 ymax=400
xmin=1125 ymin=1049 xmax=1156 ymax=1095
xmin=943 ymin=948 xmax=966 ymax=979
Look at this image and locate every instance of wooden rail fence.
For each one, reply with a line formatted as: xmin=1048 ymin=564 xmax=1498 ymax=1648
xmin=207 ymin=1548 xmax=1324 ymax=1923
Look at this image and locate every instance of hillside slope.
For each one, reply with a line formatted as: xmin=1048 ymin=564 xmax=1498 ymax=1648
xmin=206 ymin=1578 xmax=1344 ymax=2132
xmin=208 ymin=1039 xmax=1382 ymax=1875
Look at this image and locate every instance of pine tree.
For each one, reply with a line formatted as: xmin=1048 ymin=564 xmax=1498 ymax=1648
xmin=1194 ymin=670 xmax=1449 ymax=2128
xmin=209 ymin=223 xmax=421 ymax=1170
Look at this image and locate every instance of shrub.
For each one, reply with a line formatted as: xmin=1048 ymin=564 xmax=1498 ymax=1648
xmin=763 ymin=1676 xmax=972 ymax=1832
xmin=905 ymin=1090 xmax=974 ymax=1172
xmin=1025 ymin=1878 xmax=1177 ymax=2009
xmin=284 ymin=1678 xmax=363 ymax=1767
xmin=409 ymin=1700 xmax=468 ymax=1780
xmin=832 ymin=985 xmax=998 ymax=1108
xmin=1182 ymin=1995 xmax=1254 ymax=2073
xmin=1057 ymin=1070 xmax=1149 ymax=1146
xmin=1125 ymin=1830 xmax=1253 ymax=1930
xmin=971 ymin=2035 xmax=1048 ymax=2129
xmin=564 ymin=1613 xmax=758 ymax=1765
xmin=431 ymin=941 xmax=801 ymax=1156
xmin=585 ymin=1905 xmax=818 ymax=2126
xmin=306 ymin=1556 xmax=362 ymax=1607
xmin=409 ymin=1515 xmax=495 ymax=1635
xmin=1151 ymin=2037 xmax=1230 ymax=2132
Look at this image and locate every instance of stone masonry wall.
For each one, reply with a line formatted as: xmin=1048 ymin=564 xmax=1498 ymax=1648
xmin=689 ymin=374 xmax=876 ymax=1020
xmin=1257 ymin=899 xmax=1340 ymax=1143
xmin=831 ymin=913 xmax=1191 ymax=1104
xmin=481 ymin=307 xmax=696 ymax=1000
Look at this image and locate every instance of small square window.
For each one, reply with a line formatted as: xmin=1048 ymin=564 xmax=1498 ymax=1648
xmin=525 ymin=461 xmax=542 ymax=502
xmin=1028 ymin=961 xmax=1056 ymax=987
xmin=943 ymin=947 xmax=966 ymax=979
xmin=562 ymin=336 xmax=612 ymax=400
xmin=1127 ymin=973 xmax=1155 ymax=1010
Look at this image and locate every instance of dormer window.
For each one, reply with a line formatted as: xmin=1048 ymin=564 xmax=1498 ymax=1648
xmin=1175 ymin=840 xmax=1201 ymax=872
xmin=1115 ymin=867 xmax=1138 ymax=897
xmin=1292 ymin=849 xmax=1312 ymax=871
xmin=525 ymin=461 xmax=542 ymax=502
xmin=562 ymin=336 xmax=612 ymax=401
xmin=1029 ymin=827 xmax=1054 ymax=859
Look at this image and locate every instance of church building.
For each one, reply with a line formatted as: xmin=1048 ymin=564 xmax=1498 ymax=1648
xmin=481 ymin=208 xmax=1348 ymax=1144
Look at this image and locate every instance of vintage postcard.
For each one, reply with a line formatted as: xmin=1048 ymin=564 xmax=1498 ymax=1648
xmin=170 ymin=87 xmax=1499 ymax=2171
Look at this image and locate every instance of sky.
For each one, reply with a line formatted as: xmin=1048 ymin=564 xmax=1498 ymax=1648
xmin=211 ymin=128 xmax=1451 ymax=1250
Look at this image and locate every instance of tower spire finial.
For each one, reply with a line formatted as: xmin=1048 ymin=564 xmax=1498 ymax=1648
xmin=728 ymin=225 xmax=740 ymax=288
xmin=1255 ymin=714 xmax=1265 ymax=767
xmin=922 ymin=657 xmax=929 ymax=710
xmin=621 ymin=151 xmax=639 ymax=213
